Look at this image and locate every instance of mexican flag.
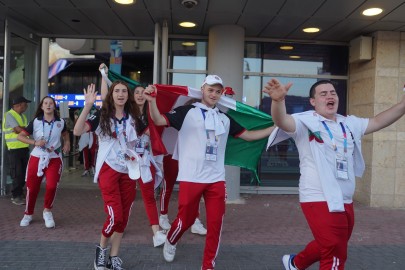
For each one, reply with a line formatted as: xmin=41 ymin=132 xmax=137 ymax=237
xmin=106 ymin=71 xmax=274 ymax=182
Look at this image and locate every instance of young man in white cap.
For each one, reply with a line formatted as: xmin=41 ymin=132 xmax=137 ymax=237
xmin=144 ymin=75 xmax=274 ymax=270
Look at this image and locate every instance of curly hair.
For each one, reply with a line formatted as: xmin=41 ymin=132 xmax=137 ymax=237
xmin=34 ymin=96 xmax=59 ymax=119
xmin=99 ymin=81 xmax=141 ymax=137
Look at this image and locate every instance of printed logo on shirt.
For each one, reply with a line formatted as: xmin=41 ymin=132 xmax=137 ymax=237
xmin=57 ymin=123 xmax=62 ymax=128
xmin=308 ymin=130 xmax=323 ymax=143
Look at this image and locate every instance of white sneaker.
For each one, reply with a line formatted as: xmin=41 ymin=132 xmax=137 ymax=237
xmin=43 ymin=211 xmax=55 ymax=228
xmin=163 ymin=239 xmax=176 ymax=262
xmin=153 ymin=230 xmax=167 ymax=247
xmin=159 ymin=214 xmax=171 ymax=230
xmin=282 ymin=254 xmax=298 ymax=270
xmin=20 ymin=214 xmax=33 ymax=226
xmin=90 ymin=167 xmax=95 ymax=176
xmin=81 ymin=170 xmax=90 ymax=177
xmin=191 ymin=218 xmax=207 ymax=235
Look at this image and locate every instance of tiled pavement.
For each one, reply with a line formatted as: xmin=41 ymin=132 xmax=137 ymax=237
xmin=1 ymin=169 xmax=405 ymax=269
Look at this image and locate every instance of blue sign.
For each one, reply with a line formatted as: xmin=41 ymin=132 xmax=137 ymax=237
xmin=49 ymin=94 xmax=102 ymax=108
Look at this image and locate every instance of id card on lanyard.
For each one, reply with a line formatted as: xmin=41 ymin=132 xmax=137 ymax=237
xmin=201 ymin=109 xmax=219 ymax=161
xmin=114 ymin=115 xmax=129 ymax=167
xmin=322 ymin=121 xmax=349 ymax=180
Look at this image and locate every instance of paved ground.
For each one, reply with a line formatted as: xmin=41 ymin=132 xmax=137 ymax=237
xmin=1 ymin=168 xmax=405 ymax=269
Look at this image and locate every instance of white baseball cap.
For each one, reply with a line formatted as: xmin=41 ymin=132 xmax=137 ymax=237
xmin=202 ymin=75 xmax=223 ymax=87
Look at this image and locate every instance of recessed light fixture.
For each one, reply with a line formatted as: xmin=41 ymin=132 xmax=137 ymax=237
xmin=280 ymin=45 xmax=294 ymax=50
xmin=182 ymin=42 xmax=195 ymax=46
xmin=114 ymin=0 xmax=134 ymax=4
xmin=362 ymin=7 xmax=383 ymax=16
xmin=303 ymin=27 xmax=320 ymax=33
xmin=137 ymin=71 xmax=141 ymax=74
xmin=179 ymin=21 xmax=196 ymax=28
xmin=289 ymin=55 xmax=301 ymax=59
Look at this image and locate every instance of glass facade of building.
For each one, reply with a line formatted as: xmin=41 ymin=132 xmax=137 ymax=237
xmin=160 ymin=39 xmax=348 ymax=188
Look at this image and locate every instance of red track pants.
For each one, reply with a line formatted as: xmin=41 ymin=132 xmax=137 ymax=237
xmin=167 ymin=181 xmax=226 ymax=270
xmin=294 ymin=202 xmax=354 ymax=270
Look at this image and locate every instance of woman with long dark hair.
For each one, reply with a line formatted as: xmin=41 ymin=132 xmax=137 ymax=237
xmin=17 ymin=96 xmax=70 ymax=228
xmin=74 ymin=81 xmax=143 ymax=270
xmin=133 ymin=85 xmax=167 ymax=247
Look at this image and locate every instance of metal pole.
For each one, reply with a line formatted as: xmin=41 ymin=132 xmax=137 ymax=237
xmin=1 ymin=19 xmax=11 ymax=196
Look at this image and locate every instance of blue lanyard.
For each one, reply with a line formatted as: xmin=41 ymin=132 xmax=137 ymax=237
xmin=42 ymin=118 xmax=55 ymax=146
xmin=113 ymin=114 xmax=127 ymax=144
xmin=321 ymin=121 xmax=347 ymax=153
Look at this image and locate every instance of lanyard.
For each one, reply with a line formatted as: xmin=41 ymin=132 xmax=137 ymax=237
xmin=113 ymin=114 xmax=127 ymax=144
xmin=42 ymin=118 xmax=55 ymax=145
xmin=321 ymin=121 xmax=347 ymax=154
xmin=200 ymin=109 xmax=218 ymax=142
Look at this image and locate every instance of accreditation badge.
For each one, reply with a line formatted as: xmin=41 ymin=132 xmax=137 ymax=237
xmin=135 ymin=139 xmax=145 ymax=154
xmin=336 ymin=156 xmax=349 ymax=180
xmin=205 ymin=141 xmax=218 ymax=161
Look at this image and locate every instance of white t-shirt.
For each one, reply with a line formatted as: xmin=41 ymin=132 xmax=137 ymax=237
xmin=22 ymin=116 xmax=67 ymax=158
xmin=87 ymin=111 xmax=145 ymax=174
xmin=164 ymin=104 xmax=245 ymax=183
xmin=290 ymin=113 xmax=368 ymax=204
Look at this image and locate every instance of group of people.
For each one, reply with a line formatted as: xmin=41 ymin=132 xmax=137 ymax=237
xmin=5 ymin=64 xmax=405 ymax=269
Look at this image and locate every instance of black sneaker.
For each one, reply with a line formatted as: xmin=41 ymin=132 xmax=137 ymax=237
xmin=94 ymin=245 xmax=108 ymax=270
xmin=106 ymin=256 xmax=124 ymax=270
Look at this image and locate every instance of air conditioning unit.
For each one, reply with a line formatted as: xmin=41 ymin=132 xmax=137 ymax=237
xmin=349 ymin=36 xmax=372 ymax=63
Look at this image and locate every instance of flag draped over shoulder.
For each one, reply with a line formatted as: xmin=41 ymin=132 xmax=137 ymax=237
xmin=153 ymin=84 xmax=274 ymax=182
xmin=106 ymin=71 xmax=274 ymax=182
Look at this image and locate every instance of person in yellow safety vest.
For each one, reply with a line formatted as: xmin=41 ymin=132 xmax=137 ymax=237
xmin=2 ymin=96 xmax=31 ymax=205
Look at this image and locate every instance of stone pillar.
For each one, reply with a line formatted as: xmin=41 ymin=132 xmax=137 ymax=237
xmin=40 ymin=38 xmax=49 ymax=99
xmin=208 ymin=25 xmax=245 ymax=203
xmin=349 ymin=31 xmax=405 ymax=208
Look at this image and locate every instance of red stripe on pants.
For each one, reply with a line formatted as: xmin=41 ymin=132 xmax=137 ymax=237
xmin=138 ymin=165 xmax=158 ymax=226
xmin=24 ymin=156 xmax=62 ymax=215
xmin=294 ymin=202 xmax=354 ymax=270
xmin=167 ymin=181 xmax=226 ymax=270
xmin=98 ymin=163 xmax=136 ymax=238
xmin=159 ymin=155 xmax=178 ymax=214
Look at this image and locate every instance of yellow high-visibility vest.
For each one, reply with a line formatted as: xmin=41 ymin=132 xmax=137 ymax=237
xmin=2 ymin=109 xmax=29 ymax=150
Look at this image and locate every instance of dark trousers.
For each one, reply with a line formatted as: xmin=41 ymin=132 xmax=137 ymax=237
xmin=8 ymin=148 xmax=29 ymax=198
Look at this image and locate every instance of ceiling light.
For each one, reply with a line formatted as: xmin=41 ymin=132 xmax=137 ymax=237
xmin=280 ymin=45 xmax=294 ymax=50
xmin=114 ymin=0 xmax=134 ymax=4
xmin=289 ymin=55 xmax=301 ymax=59
xmin=362 ymin=8 xmax=383 ymax=16
xmin=303 ymin=27 xmax=320 ymax=33
xmin=182 ymin=42 xmax=195 ymax=46
xmin=179 ymin=21 xmax=196 ymax=28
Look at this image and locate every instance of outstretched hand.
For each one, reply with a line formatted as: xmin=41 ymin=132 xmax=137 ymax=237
xmin=84 ymin=83 xmax=98 ymax=107
xmin=263 ymin=78 xmax=293 ymax=102
xmin=143 ymin=85 xmax=157 ymax=101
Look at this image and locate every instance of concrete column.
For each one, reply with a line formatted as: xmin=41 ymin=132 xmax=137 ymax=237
xmin=349 ymin=31 xmax=405 ymax=208
xmin=208 ymin=25 xmax=245 ymax=203
xmin=40 ymin=38 xmax=49 ymax=99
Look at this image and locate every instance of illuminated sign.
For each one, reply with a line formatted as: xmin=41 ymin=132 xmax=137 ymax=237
xmin=49 ymin=94 xmax=102 ymax=108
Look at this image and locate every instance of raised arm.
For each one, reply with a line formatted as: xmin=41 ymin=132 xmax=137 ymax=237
xmin=143 ymin=85 xmax=168 ymax=126
xmin=262 ymin=78 xmax=295 ymax=133
xmin=99 ymin=63 xmax=111 ymax=101
xmin=73 ymin=84 xmax=97 ymax=136
xmin=365 ymin=94 xmax=405 ymax=135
